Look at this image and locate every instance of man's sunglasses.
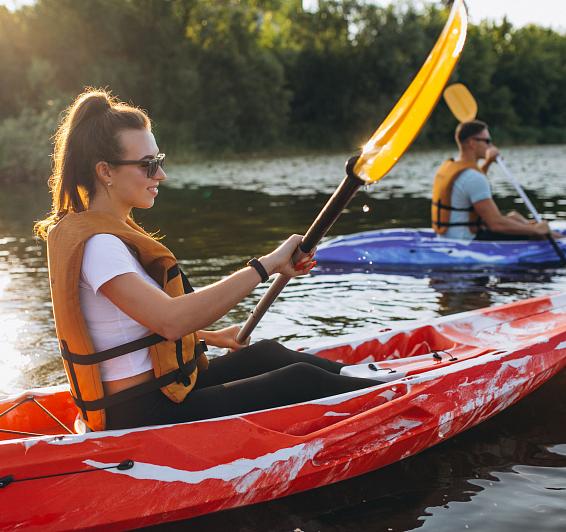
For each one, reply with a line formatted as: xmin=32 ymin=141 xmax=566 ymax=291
xmin=107 ymin=153 xmax=166 ymax=178
xmin=471 ymin=137 xmax=492 ymax=145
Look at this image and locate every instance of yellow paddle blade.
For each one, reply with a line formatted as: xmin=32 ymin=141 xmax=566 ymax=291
xmin=443 ymin=83 xmax=478 ymax=122
xmin=354 ymin=0 xmax=467 ymax=183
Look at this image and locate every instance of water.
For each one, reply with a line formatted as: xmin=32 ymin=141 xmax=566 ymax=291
xmin=1 ymin=145 xmax=565 ymax=530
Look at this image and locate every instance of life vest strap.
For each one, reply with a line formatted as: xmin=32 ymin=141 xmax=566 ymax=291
xmin=64 ymin=341 xmax=208 ymax=413
xmin=432 ymin=200 xmax=483 ymax=229
xmin=72 ymin=360 xmax=196 ymax=412
xmin=175 ymin=339 xmax=191 ymax=386
xmin=433 ymin=221 xmax=483 ymax=227
xmin=166 ymin=264 xmax=195 ymax=294
xmin=179 ymin=269 xmax=195 ymax=294
xmin=60 ymin=333 xmax=167 ymax=365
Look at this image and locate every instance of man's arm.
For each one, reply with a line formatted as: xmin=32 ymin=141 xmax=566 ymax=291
xmin=474 ymin=198 xmax=550 ymax=237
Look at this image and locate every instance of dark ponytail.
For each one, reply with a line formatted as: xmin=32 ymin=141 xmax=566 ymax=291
xmin=34 ymin=88 xmax=150 ymax=239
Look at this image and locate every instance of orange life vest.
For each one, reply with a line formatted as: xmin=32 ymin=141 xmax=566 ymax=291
xmin=47 ymin=211 xmax=208 ymax=431
xmin=431 ymin=159 xmax=484 ymax=235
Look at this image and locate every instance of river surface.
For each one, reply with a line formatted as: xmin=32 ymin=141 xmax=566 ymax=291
xmin=1 ymin=145 xmax=566 ymax=530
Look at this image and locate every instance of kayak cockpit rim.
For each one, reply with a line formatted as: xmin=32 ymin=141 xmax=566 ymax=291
xmin=0 ymin=395 xmax=74 ymax=437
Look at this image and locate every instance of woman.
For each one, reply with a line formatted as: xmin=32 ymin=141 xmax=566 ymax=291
xmin=35 ymin=89 xmax=376 ymax=432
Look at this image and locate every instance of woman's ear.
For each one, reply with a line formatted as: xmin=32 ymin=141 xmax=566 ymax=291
xmin=95 ymin=161 xmax=113 ymax=187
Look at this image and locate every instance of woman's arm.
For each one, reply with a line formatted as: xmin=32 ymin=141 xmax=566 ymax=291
xmin=99 ymin=234 xmax=314 ymax=341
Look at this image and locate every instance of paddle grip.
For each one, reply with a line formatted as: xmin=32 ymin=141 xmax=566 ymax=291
xmin=236 ymin=161 xmax=365 ymax=344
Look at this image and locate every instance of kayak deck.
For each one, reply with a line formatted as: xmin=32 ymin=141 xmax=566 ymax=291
xmin=315 ymin=225 xmax=566 ymax=270
xmin=2 ymin=293 xmax=566 ymax=530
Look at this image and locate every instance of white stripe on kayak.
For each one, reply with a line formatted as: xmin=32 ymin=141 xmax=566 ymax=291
xmin=429 ymin=246 xmax=506 ymax=262
xmin=84 ymin=440 xmax=324 ymax=492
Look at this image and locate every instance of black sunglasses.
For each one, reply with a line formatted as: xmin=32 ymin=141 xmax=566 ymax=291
xmin=471 ymin=137 xmax=492 ymax=145
xmin=107 ymin=153 xmax=166 ymax=178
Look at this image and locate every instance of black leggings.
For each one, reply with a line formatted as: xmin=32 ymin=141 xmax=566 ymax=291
xmin=106 ymin=339 xmax=377 ymax=430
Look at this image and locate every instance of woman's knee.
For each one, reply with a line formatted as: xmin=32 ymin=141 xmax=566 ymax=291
xmin=250 ymin=338 xmax=282 ymax=352
xmin=245 ymin=339 xmax=296 ymax=363
xmin=280 ymin=362 xmax=328 ymax=381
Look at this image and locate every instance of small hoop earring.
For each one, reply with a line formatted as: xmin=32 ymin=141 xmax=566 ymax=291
xmin=106 ymin=182 xmax=112 ymax=187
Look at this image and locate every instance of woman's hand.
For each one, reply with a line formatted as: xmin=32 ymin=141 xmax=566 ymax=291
xmin=201 ymin=325 xmax=250 ymax=351
xmin=259 ymin=234 xmax=316 ymax=278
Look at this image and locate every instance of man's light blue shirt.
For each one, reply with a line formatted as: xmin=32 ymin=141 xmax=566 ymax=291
xmin=444 ymin=168 xmax=492 ymax=240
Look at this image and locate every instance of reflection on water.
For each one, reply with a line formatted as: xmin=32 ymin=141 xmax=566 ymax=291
xmin=169 ymin=145 xmax=566 ymax=202
xmin=1 ymin=145 xmax=565 ymax=529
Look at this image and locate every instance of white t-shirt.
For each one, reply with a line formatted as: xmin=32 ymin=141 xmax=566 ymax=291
xmin=79 ymin=234 xmax=159 ymax=382
xmin=444 ymin=168 xmax=492 ymax=240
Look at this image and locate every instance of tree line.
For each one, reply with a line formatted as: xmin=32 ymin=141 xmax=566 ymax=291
xmin=1 ymin=0 xmax=565 ymax=181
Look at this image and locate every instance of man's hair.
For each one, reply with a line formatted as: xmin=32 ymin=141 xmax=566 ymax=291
xmin=455 ymin=120 xmax=488 ymax=145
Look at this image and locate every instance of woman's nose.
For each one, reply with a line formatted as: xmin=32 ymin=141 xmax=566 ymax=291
xmin=155 ymin=166 xmax=167 ymax=180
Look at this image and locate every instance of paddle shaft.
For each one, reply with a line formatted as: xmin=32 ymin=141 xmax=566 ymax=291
xmin=236 ymin=161 xmax=365 ymax=343
xmin=496 ymin=156 xmax=566 ymax=264
xmin=235 ymin=3 xmax=467 ymax=344
xmin=496 ymin=157 xmax=541 ymax=222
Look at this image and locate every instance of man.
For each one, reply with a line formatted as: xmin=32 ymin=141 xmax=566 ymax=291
xmin=431 ymin=120 xmax=550 ymax=240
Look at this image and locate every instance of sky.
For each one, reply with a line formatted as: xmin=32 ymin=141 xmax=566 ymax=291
xmin=302 ymin=0 xmax=566 ymax=31
xmin=454 ymin=0 xmax=565 ymax=30
xmin=2 ymin=0 xmax=566 ymax=31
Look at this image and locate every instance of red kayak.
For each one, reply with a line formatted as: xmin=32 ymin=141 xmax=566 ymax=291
xmin=2 ymin=293 xmax=566 ymax=530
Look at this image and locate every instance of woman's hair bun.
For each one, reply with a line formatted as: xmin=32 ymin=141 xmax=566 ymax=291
xmin=72 ymin=89 xmax=113 ymax=125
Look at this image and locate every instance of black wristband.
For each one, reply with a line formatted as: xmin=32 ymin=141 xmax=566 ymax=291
xmin=247 ymin=258 xmax=269 ymax=283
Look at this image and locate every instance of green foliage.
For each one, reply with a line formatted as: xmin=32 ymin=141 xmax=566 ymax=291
xmin=1 ymin=0 xmax=565 ymax=181
xmin=0 ymin=102 xmax=61 ymax=182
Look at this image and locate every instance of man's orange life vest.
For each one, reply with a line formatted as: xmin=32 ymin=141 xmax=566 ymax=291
xmin=431 ymin=159 xmax=484 ymax=235
xmin=47 ymin=211 xmax=208 ymax=431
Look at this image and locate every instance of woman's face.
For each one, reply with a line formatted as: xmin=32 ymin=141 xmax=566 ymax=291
xmin=108 ymin=128 xmax=166 ymax=210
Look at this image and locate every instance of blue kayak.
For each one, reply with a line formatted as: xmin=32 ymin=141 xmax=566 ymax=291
xmin=316 ymin=226 xmax=566 ymax=271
